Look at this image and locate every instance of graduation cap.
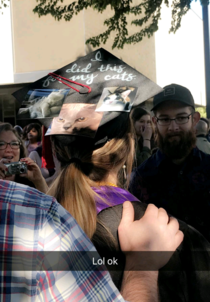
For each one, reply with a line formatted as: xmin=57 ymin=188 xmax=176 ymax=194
xmin=13 ymin=48 xmax=162 ymax=143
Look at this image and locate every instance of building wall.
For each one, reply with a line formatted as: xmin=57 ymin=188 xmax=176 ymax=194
xmin=0 ymin=4 xmax=13 ymax=84
xmin=10 ymin=0 xmax=156 ymax=83
xmin=11 ymin=0 xmax=85 ymax=74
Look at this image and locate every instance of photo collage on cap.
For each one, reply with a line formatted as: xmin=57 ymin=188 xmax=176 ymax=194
xmin=14 ymin=48 xmax=162 ymax=139
xmin=96 ymin=86 xmax=137 ymax=112
xmin=45 ymin=103 xmax=104 ymax=138
xmin=17 ymin=89 xmax=70 ymax=119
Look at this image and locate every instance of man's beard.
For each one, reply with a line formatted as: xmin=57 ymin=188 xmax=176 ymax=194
xmin=156 ymin=127 xmax=196 ymax=160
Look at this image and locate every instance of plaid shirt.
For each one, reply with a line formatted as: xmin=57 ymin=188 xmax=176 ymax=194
xmin=0 ymin=180 xmax=125 ymax=302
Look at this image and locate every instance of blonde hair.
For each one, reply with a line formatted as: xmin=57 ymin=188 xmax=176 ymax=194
xmin=48 ymin=118 xmax=134 ymax=238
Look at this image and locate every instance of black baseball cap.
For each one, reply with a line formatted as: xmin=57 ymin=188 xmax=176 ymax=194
xmin=151 ymin=83 xmax=195 ymax=111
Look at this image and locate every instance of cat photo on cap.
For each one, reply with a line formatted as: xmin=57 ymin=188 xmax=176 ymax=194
xmin=96 ymin=86 xmax=137 ymax=112
xmin=46 ymin=103 xmax=104 ymax=138
xmin=17 ymin=89 xmax=70 ymax=119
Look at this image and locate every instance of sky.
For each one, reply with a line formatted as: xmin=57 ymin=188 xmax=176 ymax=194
xmin=155 ymin=1 xmax=206 ymax=106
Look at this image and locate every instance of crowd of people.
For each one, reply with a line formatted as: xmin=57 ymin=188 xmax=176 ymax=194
xmin=0 ymin=83 xmax=210 ymax=301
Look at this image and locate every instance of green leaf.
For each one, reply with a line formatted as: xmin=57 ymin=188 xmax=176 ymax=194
xmin=0 ymin=0 xmax=205 ymax=48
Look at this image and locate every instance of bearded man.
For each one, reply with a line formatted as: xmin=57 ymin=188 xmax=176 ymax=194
xmin=129 ymin=84 xmax=210 ymax=242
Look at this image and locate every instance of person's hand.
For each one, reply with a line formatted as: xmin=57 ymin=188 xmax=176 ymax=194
xmin=0 ymin=159 xmax=8 ymax=179
xmin=20 ymin=158 xmax=48 ymax=193
xmin=20 ymin=157 xmax=43 ymax=183
xmin=141 ymin=125 xmax=153 ymax=140
xmin=118 ymin=202 xmax=184 ymax=270
xmin=0 ymin=159 xmax=14 ymax=181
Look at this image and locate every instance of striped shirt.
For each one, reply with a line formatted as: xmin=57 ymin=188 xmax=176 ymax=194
xmin=0 ymin=180 xmax=125 ymax=302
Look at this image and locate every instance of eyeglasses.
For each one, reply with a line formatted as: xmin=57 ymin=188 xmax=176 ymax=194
xmin=0 ymin=141 xmax=21 ymax=150
xmin=155 ymin=114 xmax=192 ymax=126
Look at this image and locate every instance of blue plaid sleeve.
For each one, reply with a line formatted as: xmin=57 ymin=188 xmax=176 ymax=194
xmin=0 ymin=180 xmax=125 ymax=302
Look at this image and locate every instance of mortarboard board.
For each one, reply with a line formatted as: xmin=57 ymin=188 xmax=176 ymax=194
xmin=13 ymin=48 xmax=162 ymax=144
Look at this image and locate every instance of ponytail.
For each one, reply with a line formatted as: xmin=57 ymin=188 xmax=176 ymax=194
xmin=47 ymin=163 xmax=97 ymax=238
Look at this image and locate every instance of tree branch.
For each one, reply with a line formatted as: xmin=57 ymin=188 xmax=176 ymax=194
xmin=1 ymin=0 xmax=210 ymax=49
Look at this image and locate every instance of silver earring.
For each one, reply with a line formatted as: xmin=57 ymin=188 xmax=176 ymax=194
xmin=123 ymin=164 xmax=127 ymax=181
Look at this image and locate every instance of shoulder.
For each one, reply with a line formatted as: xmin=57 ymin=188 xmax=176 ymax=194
xmin=196 ymin=137 xmax=203 ymax=141
xmin=95 ymin=201 xmax=147 ymax=248
xmin=0 ymin=180 xmax=95 ymax=252
xmin=0 ymin=179 xmax=53 ymax=211
xmin=95 ymin=186 xmax=139 ymax=213
xmin=195 ymin=147 xmax=210 ymax=162
xmin=98 ymin=202 xmax=146 ymax=225
xmin=0 ymin=180 xmax=70 ymax=233
xmin=132 ymin=151 xmax=160 ymax=178
xmin=196 ymin=137 xmax=210 ymax=145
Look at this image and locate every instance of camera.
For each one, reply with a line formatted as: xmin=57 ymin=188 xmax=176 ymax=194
xmin=4 ymin=161 xmax=28 ymax=176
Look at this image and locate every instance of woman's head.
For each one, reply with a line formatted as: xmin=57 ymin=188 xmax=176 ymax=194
xmin=51 ymin=116 xmax=134 ymax=183
xmin=0 ymin=123 xmax=26 ymax=162
xmin=131 ymin=107 xmax=153 ymax=137
xmin=26 ymin=123 xmax=42 ymax=142
xmin=48 ymin=116 xmax=135 ymax=238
